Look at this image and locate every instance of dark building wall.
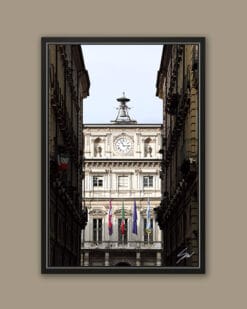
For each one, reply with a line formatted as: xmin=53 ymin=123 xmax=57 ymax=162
xmin=155 ymin=44 xmax=199 ymax=267
xmin=48 ymin=45 xmax=90 ymax=266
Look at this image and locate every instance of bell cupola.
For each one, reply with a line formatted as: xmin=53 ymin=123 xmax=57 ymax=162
xmin=111 ymin=92 xmax=137 ymax=124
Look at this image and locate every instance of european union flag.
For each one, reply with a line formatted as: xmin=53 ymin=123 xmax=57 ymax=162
xmin=132 ymin=200 xmax=138 ymax=234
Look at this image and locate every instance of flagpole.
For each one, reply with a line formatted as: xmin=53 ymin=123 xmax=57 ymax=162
xmin=146 ymin=197 xmax=151 ymax=247
xmin=108 ymin=198 xmax=113 ymax=248
xmin=109 ymin=198 xmax=111 ymax=248
xmin=121 ymin=201 xmax=125 ymax=246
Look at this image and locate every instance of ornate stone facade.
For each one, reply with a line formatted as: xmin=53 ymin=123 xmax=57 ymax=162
xmin=81 ymin=98 xmax=163 ymax=267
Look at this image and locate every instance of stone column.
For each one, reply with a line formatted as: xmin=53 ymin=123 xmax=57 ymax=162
xmin=84 ymin=252 xmax=89 ymax=266
xmin=136 ymin=252 xmax=141 ymax=266
xmin=135 ymin=169 xmax=141 ymax=198
xmin=156 ymin=251 xmax=162 ymax=266
xmin=129 ymin=173 xmax=132 ymax=197
xmin=109 ymin=169 xmax=112 ymax=197
xmin=136 ymin=132 xmax=141 ymax=157
xmin=105 ymin=252 xmax=109 ymax=266
xmin=157 ymin=132 xmax=161 ymax=156
xmin=90 ymin=137 xmax=94 ymax=157
xmin=105 ymin=169 xmax=109 ymax=198
xmin=106 ymin=133 xmax=110 ymax=156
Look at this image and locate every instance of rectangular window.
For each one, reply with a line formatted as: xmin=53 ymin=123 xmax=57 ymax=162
xmin=144 ymin=218 xmax=153 ymax=243
xmin=118 ymin=176 xmax=129 ymax=189
xmin=118 ymin=218 xmax=128 ymax=244
xmin=93 ymin=218 xmax=102 ymax=243
xmin=93 ymin=176 xmax=103 ymax=187
xmin=143 ymin=176 xmax=153 ymax=187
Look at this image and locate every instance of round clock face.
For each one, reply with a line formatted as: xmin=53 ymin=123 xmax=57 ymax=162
xmin=114 ymin=136 xmax=133 ymax=154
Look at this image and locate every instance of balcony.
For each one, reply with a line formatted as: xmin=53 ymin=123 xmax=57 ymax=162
xmin=84 ymin=189 xmax=161 ymax=199
xmin=81 ymin=241 xmax=162 ymax=250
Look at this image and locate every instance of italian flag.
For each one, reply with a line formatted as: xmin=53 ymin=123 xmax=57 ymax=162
xmin=121 ymin=201 xmax=125 ymax=235
xmin=57 ymin=154 xmax=69 ymax=170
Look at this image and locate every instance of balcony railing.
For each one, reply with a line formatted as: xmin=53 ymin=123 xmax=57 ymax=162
xmin=81 ymin=241 xmax=162 ymax=250
xmin=84 ymin=189 xmax=161 ymax=199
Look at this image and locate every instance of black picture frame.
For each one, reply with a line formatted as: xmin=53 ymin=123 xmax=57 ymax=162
xmin=42 ymin=37 xmax=205 ymax=274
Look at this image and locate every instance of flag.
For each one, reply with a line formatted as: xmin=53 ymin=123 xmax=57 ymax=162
xmin=57 ymin=154 xmax=69 ymax=170
xmin=146 ymin=198 xmax=152 ymax=233
xmin=132 ymin=199 xmax=138 ymax=234
xmin=108 ymin=199 xmax=113 ymax=235
xmin=121 ymin=201 xmax=125 ymax=235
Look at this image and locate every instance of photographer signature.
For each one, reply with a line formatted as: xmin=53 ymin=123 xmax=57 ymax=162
xmin=176 ymin=247 xmax=194 ymax=264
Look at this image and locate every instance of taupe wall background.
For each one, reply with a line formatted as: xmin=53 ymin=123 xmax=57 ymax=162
xmin=0 ymin=0 xmax=246 ymax=307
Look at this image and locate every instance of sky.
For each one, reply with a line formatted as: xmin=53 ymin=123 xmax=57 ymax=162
xmin=81 ymin=45 xmax=163 ymax=124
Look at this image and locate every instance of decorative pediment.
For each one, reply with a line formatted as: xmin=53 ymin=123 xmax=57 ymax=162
xmin=140 ymin=208 xmax=154 ymax=217
xmin=114 ymin=208 xmax=132 ymax=217
xmin=89 ymin=208 xmax=107 ymax=216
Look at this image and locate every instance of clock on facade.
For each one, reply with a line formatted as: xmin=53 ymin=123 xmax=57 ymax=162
xmin=114 ymin=136 xmax=133 ymax=154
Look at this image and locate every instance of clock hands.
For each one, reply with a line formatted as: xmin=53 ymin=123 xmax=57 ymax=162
xmin=115 ymin=137 xmax=132 ymax=154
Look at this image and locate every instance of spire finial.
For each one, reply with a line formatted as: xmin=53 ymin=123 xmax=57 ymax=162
xmin=111 ymin=93 xmax=137 ymax=124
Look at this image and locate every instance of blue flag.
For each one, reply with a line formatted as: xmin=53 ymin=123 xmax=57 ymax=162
xmin=132 ymin=200 xmax=138 ymax=234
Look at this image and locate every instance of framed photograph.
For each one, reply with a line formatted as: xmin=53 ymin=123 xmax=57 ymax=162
xmin=42 ymin=37 xmax=205 ymax=274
